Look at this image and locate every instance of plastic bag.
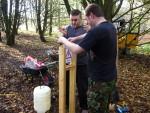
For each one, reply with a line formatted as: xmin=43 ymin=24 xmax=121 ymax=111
xmin=24 ymin=56 xmax=45 ymax=69
xmin=65 ymin=47 xmax=72 ymax=64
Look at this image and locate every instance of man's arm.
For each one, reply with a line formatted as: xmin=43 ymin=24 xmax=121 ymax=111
xmin=68 ymin=33 xmax=87 ymax=42
xmin=58 ymin=37 xmax=85 ymax=54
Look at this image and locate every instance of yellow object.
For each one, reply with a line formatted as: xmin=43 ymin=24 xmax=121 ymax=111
xmin=118 ymin=33 xmax=138 ymax=48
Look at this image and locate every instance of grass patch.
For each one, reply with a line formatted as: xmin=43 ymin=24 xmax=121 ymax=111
xmin=131 ymin=44 xmax=150 ymax=55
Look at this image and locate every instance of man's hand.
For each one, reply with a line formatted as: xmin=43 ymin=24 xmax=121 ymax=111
xmin=68 ymin=37 xmax=78 ymax=42
xmin=83 ymin=24 xmax=91 ymax=31
xmin=59 ymin=27 xmax=67 ymax=35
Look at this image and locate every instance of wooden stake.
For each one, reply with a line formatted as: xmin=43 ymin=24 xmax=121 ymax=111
xmin=59 ymin=45 xmax=66 ymax=113
xmin=69 ymin=54 xmax=76 ymax=113
xmin=59 ymin=45 xmax=77 ymax=113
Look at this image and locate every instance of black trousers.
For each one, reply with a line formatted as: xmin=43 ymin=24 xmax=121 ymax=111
xmin=66 ymin=65 xmax=88 ymax=110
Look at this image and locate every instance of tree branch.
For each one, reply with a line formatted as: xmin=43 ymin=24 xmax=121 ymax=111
xmin=113 ymin=1 xmax=150 ymax=22
xmin=112 ymin=0 xmax=123 ymax=18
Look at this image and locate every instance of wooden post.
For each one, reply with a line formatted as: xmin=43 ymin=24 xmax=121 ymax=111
xmin=59 ymin=45 xmax=77 ymax=113
xmin=59 ymin=45 xmax=66 ymax=113
xmin=69 ymin=53 xmax=76 ymax=113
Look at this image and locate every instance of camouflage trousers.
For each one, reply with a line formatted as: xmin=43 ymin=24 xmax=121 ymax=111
xmin=88 ymin=79 xmax=116 ymax=113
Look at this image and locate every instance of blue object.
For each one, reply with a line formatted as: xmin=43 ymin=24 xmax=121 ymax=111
xmin=116 ymin=105 xmax=129 ymax=113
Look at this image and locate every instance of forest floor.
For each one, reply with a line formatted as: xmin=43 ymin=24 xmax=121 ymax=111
xmin=0 ymin=33 xmax=150 ymax=113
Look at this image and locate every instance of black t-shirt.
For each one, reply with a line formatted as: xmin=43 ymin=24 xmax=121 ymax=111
xmin=79 ymin=21 xmax=117 ymax=82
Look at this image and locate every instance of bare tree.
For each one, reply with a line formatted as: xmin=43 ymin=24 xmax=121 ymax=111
xmin=0 ymin=0 xmax=2 ymax=42
xmin=48 ymin=0 xmax=53 ymax=35
xmin=1 ymin=0 xmax=20 ymax=46
xmin=23 ymin=0 xmax=28 ymax=31
xmin=35 ymin=0 xmax=49 ymax=42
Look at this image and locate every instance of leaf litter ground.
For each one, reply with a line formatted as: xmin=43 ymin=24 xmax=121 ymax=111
xmin=0 ymin=33 xmax=149 ymax=113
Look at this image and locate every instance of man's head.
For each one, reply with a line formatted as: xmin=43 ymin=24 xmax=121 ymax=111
xmin=70 ymin=9 xmax=82 ymax=28
xmin=85 ymin=4 xmax=104 ymax=27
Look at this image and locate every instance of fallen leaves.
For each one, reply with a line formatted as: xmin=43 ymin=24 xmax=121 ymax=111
xmin=118 ymin=55 xmax=150 ymax=113
xmin=0 ymin=33 xmax=150 ymax=113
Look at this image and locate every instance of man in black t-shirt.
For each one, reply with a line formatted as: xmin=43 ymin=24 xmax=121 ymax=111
xmin=58 ymin=4 xmax=117 ymax=113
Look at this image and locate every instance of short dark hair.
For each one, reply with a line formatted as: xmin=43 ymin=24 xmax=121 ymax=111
xmin=85 ymin=4 xmax=104 ymax=17
xmin=70 ymin=9 xmax=81 ymax=16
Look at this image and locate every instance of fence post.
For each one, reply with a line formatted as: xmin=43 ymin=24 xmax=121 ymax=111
xmin=59 ymin=45 xmax=66 ymax=113
xmin=59 ymin=45 xmax=77 ymax=113
xmin=69 ymin=53 xmax=76 ymax=113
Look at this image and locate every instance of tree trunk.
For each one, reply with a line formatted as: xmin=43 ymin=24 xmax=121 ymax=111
xmin=42 ymin=0 xmax=49 ymax=33
xmin=103 ymin=0 xmax=113 ymax=21
xmin=14 ymin=0 xmax=20 ymax=35
xmin=49 ymin=1 xmax=53 ymax=35
xmin=80 ymin=0 xmax=88 ymax=9
xmin=80 ymin=0 xmax=124 ymax=21
xmin=25 ymin=4 xmax=28 ymax=31
xmin=16 ymin=16 xmax=20 ymax=34
xmin=1 ymin=0 xmax=11 ymax=45
xmin=0 ymin=2 xmax=2 ymax=42
xmin=39 ymin=32 xmax=46 ymax=42
xmin=0 ymin=32 xmax=2 ymax=42
xmin=2 ymin=0 xmax=20 ymax=46
xmin=49 ymin=15 xmax=53 ymax=35
xmin=6 ymin=33 xmax=13 ymax=45
xmin=36 ymin=0 xmax=49 ymax=42
xmin=63 ymin=0 xmax=71 ymax=15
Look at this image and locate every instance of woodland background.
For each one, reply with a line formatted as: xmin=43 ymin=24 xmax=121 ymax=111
xmin=0 ymin=0 xmax=150 ymax=113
